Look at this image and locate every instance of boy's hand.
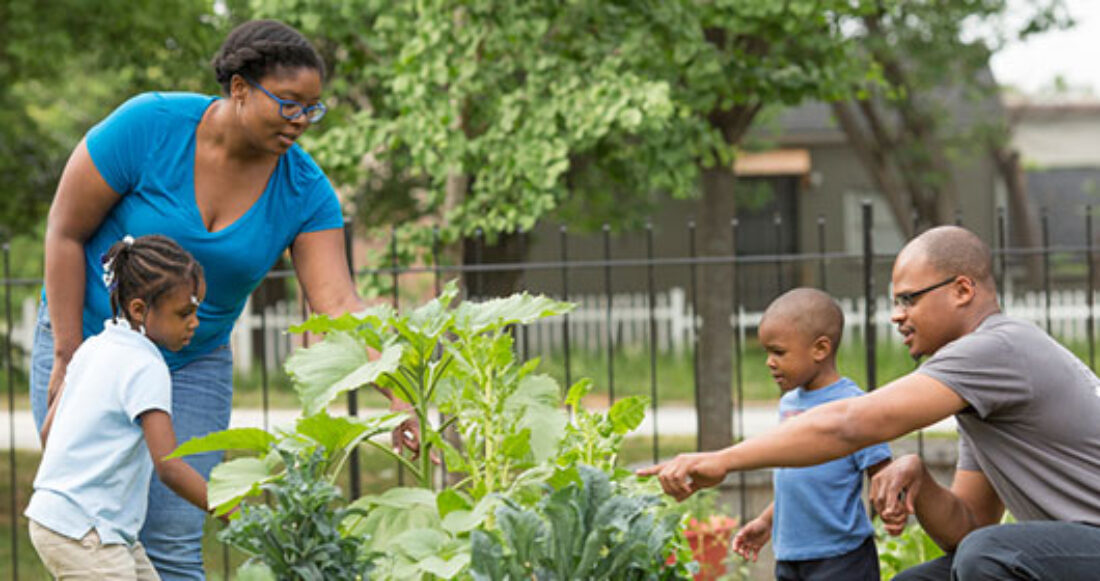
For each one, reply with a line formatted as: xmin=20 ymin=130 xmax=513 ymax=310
xmin=731 ymin=518 xmax=772 ymax=562
xmin=635 ymin=452 xmax=728 ymax=501
xmin=870 ymin=454 xmax=924 ymax=535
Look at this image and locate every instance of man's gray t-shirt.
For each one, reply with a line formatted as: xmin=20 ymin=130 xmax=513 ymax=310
xmin=919 ymin=313 xmax=1100 ymax=524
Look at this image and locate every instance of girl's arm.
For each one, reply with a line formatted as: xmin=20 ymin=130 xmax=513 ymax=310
xmin=140 ymin=409 xmax=209 ymax=513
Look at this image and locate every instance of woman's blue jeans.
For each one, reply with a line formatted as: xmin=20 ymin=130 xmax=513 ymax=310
xmin=31 ymin=303 xmax=233 ymax=581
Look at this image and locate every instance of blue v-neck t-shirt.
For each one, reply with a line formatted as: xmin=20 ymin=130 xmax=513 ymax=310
xmin=74 ymin=92 xmax=344 ymax=369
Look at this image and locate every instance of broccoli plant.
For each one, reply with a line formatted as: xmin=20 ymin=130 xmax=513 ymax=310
xmin=470 ymin=466 xmax=690 ymax=580
xmin=218 ymin=448 xmax=377 ymax=580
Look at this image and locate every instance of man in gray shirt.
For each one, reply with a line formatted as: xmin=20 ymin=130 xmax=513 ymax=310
xmin=640 ymin=225 xmax=1100 ymax=580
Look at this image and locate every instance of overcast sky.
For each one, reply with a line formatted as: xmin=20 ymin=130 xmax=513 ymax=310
xmin=990 ymin=0 xmax=1100 ymax=95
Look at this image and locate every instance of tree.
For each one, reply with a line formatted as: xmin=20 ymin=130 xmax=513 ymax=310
xmin=831 ymin=0 xmax=1070 ymax=239
xmin=0 ymin=0 xmax=223 ymax=238
xmin=258 ymin=0 xmax=883 ymax=451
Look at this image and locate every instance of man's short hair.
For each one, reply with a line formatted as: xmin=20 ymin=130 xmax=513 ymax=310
xmin=910 ymin=225 xmax=994 ymax=285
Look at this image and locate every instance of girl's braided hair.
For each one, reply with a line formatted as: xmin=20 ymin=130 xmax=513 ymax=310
xmin=211 ymin=19 xmax=325 ymax=93
xmin=101 ymin=235 xmax=204 ymax=324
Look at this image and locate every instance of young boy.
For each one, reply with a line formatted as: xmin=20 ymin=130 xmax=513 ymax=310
xmin=731 ymin=288 xmax=891 ymax=581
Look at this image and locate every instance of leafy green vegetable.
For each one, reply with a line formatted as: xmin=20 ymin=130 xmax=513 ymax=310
xmin=470 ymin=466 xmax=690 ymax=580
xmin=219 ymin=448 xmax=377 ymax=580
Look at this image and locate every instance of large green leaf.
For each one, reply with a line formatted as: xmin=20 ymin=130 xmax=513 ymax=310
xmin=234 ymin=561 xmax=276 ymax=581
xmin=165 ymin=428 xmax=275 ymax=460
xmin=286 ymin=331 xmax=403 ymax=415
xmin=295 ymin=410 xmax=404 ymax=459
xmin=508 ymin=375 xmax=567 ymax=462
xmin=453 ymin=293 xmax=574 ymax=334
xmin=344 ymin=487 xmax=439 ymax=542
xmin=500 ymin=428 xmax=532 ymax=461
xmin=208 ymin=457 xmax=276 ymax=511
xmin=440 ymin=495 xmax=499 ymax=534
xmin=436 ymin=488 xmax=472 ymax=519
xmin=392 ymin=527 xmax=449 ymax=561
xmin=564 ymin=378 xmax=593 ymax=408
xmin=608 ymin=396 xmax=649 ymax=435
xmin=417 ymin=553 xmax=470 ymax=579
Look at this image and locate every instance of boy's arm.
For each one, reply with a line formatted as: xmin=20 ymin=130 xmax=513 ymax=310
xmin=754 ymin=502 xmax=775 ymax=526
xmin=732 ymin=502 xmax=774 ymax=562
xmin=638 ymin=373 xmax=965 ymax=501
xmin=140 ymin=410 xmax=209 ymax=513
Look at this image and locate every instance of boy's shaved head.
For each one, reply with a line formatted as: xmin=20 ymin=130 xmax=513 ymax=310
xmin=902 ymin=225 xmax=995 ymax=287
xmin=762 ymin=288 xmax=844 ymax=349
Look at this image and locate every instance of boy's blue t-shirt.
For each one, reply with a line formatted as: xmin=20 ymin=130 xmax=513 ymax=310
xmin=772 ymin=377 xmax=892 ymax=561
xmin=68 ymin=92 xmax=343 ymax=369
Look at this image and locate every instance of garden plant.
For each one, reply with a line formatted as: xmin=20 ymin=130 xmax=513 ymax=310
xmin=171 ymin=282 xmax=694 ymax=580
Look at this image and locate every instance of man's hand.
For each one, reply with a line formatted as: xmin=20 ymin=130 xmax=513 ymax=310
xmin=731 ymin=517 xmax=772 ymax=562
xmin=635 ymin=452 xmax=728 ymax=501
xmin=870 ymin=454 xmax=925 ymax=535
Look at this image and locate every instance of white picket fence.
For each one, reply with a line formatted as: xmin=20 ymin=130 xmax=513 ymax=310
xmin=10 ymin=288 xmax=1100 ymax=372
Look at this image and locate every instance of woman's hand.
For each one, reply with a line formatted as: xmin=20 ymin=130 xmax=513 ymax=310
xmin=46 ymin=360 xmax=69 ymax=409
xmin=389 ymin=398 xmax=422 ymax=459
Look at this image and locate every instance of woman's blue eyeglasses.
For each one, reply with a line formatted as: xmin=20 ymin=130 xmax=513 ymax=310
xmin=244 ymin=76 xmax=326 ymax=123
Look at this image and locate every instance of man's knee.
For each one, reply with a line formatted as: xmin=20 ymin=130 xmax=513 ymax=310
xmin=894 ymin=554 xmax=953 ymax=581
xmin=953 ymin=526 xmax=1028 ymax=580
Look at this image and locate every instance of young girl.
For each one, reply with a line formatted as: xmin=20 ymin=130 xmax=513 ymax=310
xmin=27 ymin=234 xmax=213 ymax=580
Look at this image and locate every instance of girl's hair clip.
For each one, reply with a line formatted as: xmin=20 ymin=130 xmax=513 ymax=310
xmin=102 ymin=269 xmax=117 ymax=291
xmin=122 ymin=235 xmax=135 ymax=246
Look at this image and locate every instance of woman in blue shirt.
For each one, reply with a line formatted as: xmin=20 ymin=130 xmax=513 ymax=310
xmin=31 ymin=19 xmax=416 ymax=580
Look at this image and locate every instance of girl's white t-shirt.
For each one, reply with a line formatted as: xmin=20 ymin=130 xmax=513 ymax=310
xmin=25 ymin=319 xmax=172 ymax=545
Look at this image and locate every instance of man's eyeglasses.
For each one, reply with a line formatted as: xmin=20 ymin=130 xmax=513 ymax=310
xmin=893 ymin=276 xmax=957 ymax=310
xmin=245 ymin=76 xmax=326 ymax=123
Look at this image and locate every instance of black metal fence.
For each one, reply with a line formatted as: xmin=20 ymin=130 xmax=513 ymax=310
xmin=4 ymin=200 xmax=1100 ymax=578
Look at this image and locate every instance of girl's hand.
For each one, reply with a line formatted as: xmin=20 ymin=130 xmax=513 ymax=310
xmin=217 ymin=503 xmax=240 ymax=525
xmin=731 ymin=517 xmax=772 ymax=562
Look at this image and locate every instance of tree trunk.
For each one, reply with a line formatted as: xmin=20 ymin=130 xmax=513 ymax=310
xmin=832 ymin=101 xmax=914 ymax=239
xmin=862 ymin=13 xmax=960 ymax=231
xmin=693 ymin=101 xmax=761 ymax=451
xmin=990 ymin=144 xmax=1043 ymax=285
xmin=462 ymin=231 xmax=527 ymax=298
xmin=696 ymin=167 xmax=736 ymax=450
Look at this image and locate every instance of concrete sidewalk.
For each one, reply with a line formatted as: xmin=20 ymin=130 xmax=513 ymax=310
xmin=0 ymin=404 xmax=956 ymax=451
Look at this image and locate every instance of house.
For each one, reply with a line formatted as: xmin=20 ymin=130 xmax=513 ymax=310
xmin=1007 ymin=95 xmax=1100 ymax=250
xmin=519 ymin=98 xmax=1004 ymax=309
